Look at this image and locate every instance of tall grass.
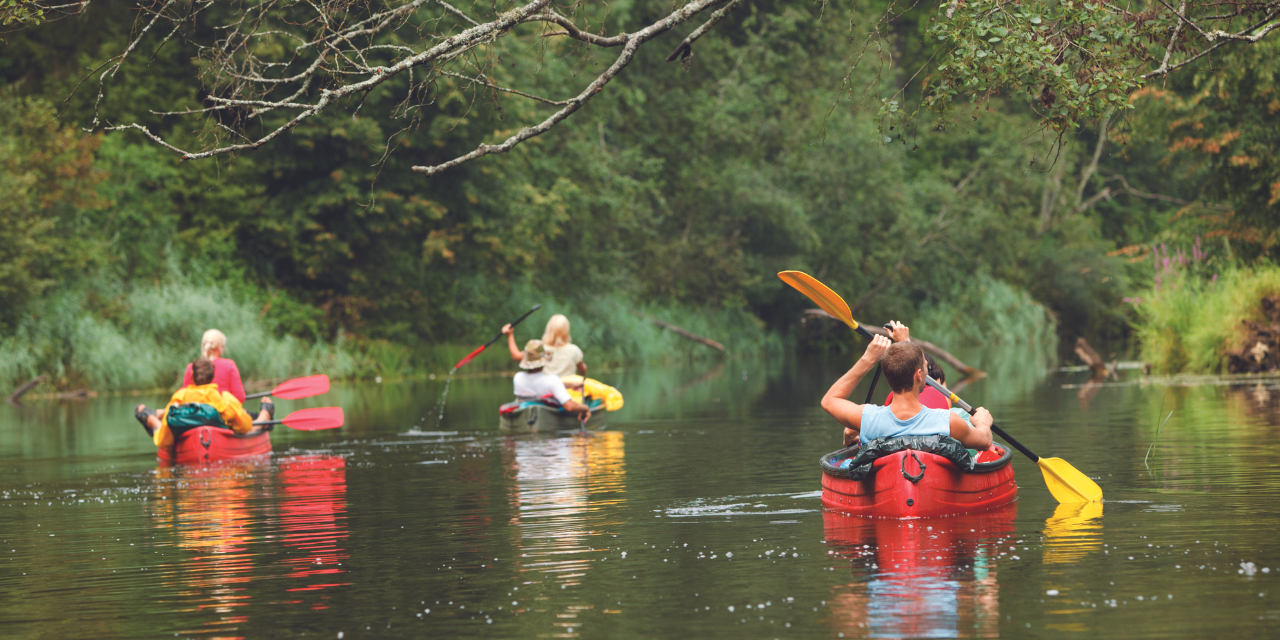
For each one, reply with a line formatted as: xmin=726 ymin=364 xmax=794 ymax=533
xmin=913 ymin=273 xmax=1058 ymax=346
xmin=409 ymin=285 xmax=785 ymax=374
xmin=0 ymin=279 xmax=356 ymax=392
xmin=1135 ymin=262 xmax=1280 ymax=374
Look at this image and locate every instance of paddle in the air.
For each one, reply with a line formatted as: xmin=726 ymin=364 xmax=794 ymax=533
xmin=254 ymin=407 xmax=345 ymax=431
xmin=453 ymin=304 xmax=543 ymax=371
xmin=777 ymin=269 xmax=1102 ymax=504
xmin=245 ymin=374 xmax=331 ymax=400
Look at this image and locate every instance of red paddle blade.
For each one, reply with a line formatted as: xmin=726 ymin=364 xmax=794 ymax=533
xmin=271 ymin=374 xmax=331 ymax=400
xmin=453 ymin=345 xmax=485 ymax=371
xmin=281 ymin=407 xmax=344 ymax=431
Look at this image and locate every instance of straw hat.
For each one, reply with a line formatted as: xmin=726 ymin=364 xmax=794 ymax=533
xmin=520 ymin=340 xmax=550 ymax=370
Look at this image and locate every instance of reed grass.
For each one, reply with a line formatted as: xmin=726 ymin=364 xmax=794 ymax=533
xmin=414 ymin=287 xmax=785 ymax=375
xmin=1135 ymin=263 xmax=1280 ymax=373
xmin=0 ymin=279 xmax=356 ymax=392
xmin=913 ymin=273 xmax=1058 ymax=346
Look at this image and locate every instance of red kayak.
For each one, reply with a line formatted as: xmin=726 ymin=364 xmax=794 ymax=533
xmin=157 ymin=426 xmax=272 ymax=466
xmin=821 ymin=442 xmax=1017 ymax=519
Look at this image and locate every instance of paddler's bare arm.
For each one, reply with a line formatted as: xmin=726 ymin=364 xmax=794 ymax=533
xmin=949 ymin=408 xmax=993 ymax=450
xmin=502 ymin=324 xmax=523 ymax=363
xmin=820 ymin=335 xmax=891 ymax=438
xmin=563 ymin=399 xmax=591 ymax=421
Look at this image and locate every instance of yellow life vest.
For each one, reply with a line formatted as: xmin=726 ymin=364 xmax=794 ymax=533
xmin=561 ymin=375 xmax=624 ymax=412
xmin=154 ymin=383 xmax=255 ymax=447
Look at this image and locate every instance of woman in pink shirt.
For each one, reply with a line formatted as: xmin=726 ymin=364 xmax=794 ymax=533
xmin=181 ymin=329 xmax=246 ymax=402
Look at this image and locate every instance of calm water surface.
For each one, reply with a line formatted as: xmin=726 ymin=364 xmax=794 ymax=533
xmin=3 ymin=352 xmax=1280 ymax=638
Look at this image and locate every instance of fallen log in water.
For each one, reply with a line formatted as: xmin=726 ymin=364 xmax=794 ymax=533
xmin=1074 ymin=337 xmax=1113 ymax=380
xmin=802 ymin=309 xmax=983 ymax=378
xmin=645 ymin=316 xmax=725 ymax=352
xmin=7 ymin=375 xmax=47 ymax=405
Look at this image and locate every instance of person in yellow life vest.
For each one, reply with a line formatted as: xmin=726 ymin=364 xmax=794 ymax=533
xmin=134 ymin=358 xmax=272 ymax=447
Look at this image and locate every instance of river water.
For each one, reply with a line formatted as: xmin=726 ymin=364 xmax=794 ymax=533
xmin=3 ymin=351 xmax=1280 ymax=638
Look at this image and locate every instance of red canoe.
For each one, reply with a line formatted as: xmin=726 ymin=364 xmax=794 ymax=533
xmin=157 ymin=426 xmax=272 ymax=466
xmin=821 ymin=445 xmax=1017 ymax=518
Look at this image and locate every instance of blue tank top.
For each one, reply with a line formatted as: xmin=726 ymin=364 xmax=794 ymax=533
xmin=858 ymin=404 xmax=951 ymax=446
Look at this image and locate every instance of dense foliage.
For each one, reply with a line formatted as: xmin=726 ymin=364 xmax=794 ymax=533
xmin=0 ymin=0 xmax=1274 ymax=388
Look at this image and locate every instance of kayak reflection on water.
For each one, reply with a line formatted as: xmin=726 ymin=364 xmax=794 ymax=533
xmin=505 ymin=432 xmax=626 ymax=590
xmin=824 ymin=506 xmax=1017 ymax=638
xmin=147 ymin=455 xmax=350 ymax=627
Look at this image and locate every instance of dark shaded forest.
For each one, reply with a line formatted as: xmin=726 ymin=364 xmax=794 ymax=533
xmin=1 ymin=0 xmax=1276 ymax=389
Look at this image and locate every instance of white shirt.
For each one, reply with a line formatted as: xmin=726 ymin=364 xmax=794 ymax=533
xmin=513 ymin=371 xmax=572 ymax=405
xmin=543 ymin=343 xmax=583 ymax=377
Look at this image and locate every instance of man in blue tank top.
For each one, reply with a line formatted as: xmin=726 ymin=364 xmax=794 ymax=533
xmin=820 ymin=322 xmax=993 ymax=450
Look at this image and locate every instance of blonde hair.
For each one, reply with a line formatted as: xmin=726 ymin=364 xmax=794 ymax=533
xmin=541 ymin=314 xmax=572 ymax=347
xmin=201 ymin=329 xmax=227 ymax=358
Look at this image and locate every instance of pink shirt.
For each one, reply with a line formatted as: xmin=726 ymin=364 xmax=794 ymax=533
xmin=883 ymin=386 xmax=951 ymax=411
xmin=183 ymin=358 xmax=246 ymax=402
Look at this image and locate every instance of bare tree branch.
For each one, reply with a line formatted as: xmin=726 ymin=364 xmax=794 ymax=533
xmin=81 ymin=0 xmax=742 ymax=177
xmin=414 ymin=0 xmax=733 ymax=175
xmin=665 ymin=0 xmax=744 ymax=62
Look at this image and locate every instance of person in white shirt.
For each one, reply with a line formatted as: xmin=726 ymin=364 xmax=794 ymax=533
xmin=503 ymin=314 xmax=588 ymax=379
xmin=512 ymin=340 xmax=593 ymax=420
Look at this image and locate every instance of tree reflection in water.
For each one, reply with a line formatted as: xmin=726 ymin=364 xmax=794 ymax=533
xmin=824 ymin=506 xmax=1016 ymax=638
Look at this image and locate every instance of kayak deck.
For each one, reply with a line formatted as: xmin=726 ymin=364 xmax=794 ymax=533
xmin=821 ymin=447 xmax=1017 ymax=519
xmin=158 ymin=425 xmax=272 ymax=466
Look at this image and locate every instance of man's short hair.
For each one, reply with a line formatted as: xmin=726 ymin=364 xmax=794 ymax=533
xmin=192 ymin=358 xmax=216 ymax=385
xmin=926 ymin=353 xmax=945 ymax=384
xmin=883 ymin=342 xmax=926 ymax=393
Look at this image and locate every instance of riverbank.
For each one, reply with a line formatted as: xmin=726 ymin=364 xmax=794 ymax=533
xmin=1135 ymin=263 xmax=1280 ymax=374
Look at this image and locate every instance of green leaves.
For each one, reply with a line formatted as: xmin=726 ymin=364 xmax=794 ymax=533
xmin=916 ymin=0 xmax=1141 ymax=133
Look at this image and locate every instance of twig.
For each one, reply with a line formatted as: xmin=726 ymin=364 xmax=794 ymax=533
xmin=1144 ymin=409 xmax=1175 ymax=470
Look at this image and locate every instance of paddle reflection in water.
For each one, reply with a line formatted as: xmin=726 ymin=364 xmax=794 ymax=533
xmin=823 ymin=506 xmax=1017 ymax=638
xmin=277 ymin=455 xmax=350 ymax=604
xmin=1043 ymin=502 xmax=1104 ymax=565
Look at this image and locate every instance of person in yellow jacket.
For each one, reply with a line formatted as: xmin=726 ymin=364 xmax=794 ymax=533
xmin=134 ymin=358 xmax=273 ymax=447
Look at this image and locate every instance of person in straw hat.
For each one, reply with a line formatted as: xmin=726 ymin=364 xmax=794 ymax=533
xmin=512 ymin=340 xmax=592 ymax=419
xmin=503 ymin=314 xmax=588 ymax=378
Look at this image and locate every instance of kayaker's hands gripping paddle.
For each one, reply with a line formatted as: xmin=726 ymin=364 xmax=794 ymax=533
xmin=245 ymin=374 xmax=330 ymax=400
xmin=453 ymin=304 xmax=543 ymax=371
xmin=778 ymin=270 xmax=1103 ymax=504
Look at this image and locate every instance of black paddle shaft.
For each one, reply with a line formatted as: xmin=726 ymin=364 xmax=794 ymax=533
xmin=483 ymin=304 xmax=543 ymax=349
xmin=925 ymin=377 xmax=1042 ymax=462
xmin=860 ymin=323 xmax=895 ymax=404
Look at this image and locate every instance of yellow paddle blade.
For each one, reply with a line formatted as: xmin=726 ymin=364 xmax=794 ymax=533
xmin=777 ymin=271 xmax=859 ymax=331
xmin=1037 ymin=457 xmax=1104 ymax=503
